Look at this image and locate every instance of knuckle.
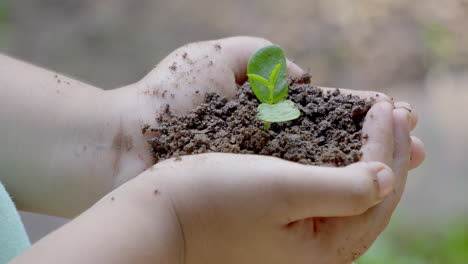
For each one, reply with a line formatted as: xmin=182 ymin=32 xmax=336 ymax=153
xmin=220 ymin=36 xmax=273 ymax=47
xmin=375 ymin=92 xmax=391 ymax=101
xmin=238 ymin=36 xmax=273 ymax=47
xmin=253 ymin=37 xmax=273 ymax=45
xmin=395 ymin=102 xmax=414 ymax=112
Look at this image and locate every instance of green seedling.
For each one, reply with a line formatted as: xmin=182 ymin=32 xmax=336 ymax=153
xmin=247 ymin=45 xmax=300 ymax=131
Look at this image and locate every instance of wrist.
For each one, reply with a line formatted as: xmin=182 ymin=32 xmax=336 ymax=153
xmin=89 ymin=171 xmax=185 ymax=264
xmin=103 ymin=82 xmax=161 ymax=188
xmin=10 ymin=174 xmax=184 ymax=264
xmin=115 ymin=175 xmax=185 ymax=264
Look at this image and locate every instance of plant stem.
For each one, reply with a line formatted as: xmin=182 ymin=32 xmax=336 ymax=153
xmin=263 ymin=122 xmax=271 ymax=132
xmin=268 ymin=84 xmax=274 ymax=104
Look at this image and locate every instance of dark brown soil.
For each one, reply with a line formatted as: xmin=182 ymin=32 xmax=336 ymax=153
xmin=147 ymin=75 xmax=373 ymax=166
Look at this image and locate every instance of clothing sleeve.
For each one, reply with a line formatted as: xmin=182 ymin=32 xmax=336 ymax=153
xmin=0 ymin=182 xmax=30 ymax=264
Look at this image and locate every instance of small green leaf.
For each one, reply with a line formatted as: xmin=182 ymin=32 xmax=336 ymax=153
xmin=268 ymin=63 xmax=281 ymax=102
xmin=247 ymin=74 xmax=270 ymax=88
xmin=257 ymin=100 xmax=301 ymax=123
xmin=247 ymin=45 xmax=288 ymax=104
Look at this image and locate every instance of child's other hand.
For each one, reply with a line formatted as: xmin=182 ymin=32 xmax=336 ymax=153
xmin=136 ymin=154 xmax=395 ymax=264
xmin=12 ymin=153 xmax=396 ymax=264
xmin=107 ymin=36 xmax=303 ymax=186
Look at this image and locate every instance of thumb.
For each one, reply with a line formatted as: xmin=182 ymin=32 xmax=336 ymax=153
xmin=213 ymin=36 xmax=304 ymax=83
xmin=275 ymin=162 xmax=394 ymax=222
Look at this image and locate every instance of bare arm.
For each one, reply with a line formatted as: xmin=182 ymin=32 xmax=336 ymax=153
xmin=0 ymin=54 xmax=121 ymax=217
xmin=8 ymin=176 xmax=182 ymax=264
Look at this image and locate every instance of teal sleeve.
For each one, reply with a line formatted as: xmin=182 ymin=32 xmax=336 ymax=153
xmin=0 ymin=182 xmax=30 ymax=264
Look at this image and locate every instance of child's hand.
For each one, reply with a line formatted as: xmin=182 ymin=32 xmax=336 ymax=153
xmin=141 ymin=154 xmax=397 ymax=264
xmin=142 ymin=103 xmax=422 ymax=264
xmin=139 ymin=36 xmax=304 ymax=114
xmin=11 ymin=154 xmax=397 ymax=264
xmin=108 ymin=36 xmax=304 ymax=186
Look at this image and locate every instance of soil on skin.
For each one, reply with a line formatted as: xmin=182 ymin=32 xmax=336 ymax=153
xmin=148 ymin=75 xmax=373 ymax=166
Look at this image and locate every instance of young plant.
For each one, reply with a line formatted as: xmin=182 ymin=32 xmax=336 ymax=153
xmin=247 ymin=45 xmax=300 ymax=131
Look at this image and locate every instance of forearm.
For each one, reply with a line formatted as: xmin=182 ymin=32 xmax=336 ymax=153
xmin=9 ymin=176 xmax=182 ymax=264
xmin=0 ymin=54 xmax=119 ymax=217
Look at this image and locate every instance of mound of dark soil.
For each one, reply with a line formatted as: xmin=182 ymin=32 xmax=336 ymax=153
xmin=147 ymin=75 xmax=373 ymax=166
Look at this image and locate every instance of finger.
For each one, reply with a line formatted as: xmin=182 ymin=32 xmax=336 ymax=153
xmin=319 ymin=86 xmax=391 ymax=103
xmin=355 ymin=107 xmax=412 ymax=249
xmin=286 ymin=59 xmax=305 ymax=78
xmin=391 ymin=108 xmax=412 ymax=195
xmin=360 ymin=101 xmax=394 ymax=166
xmin=409 ymin=136 xmax=425 ymax=170
xmin=213 ymin=36 xmax=304 ymax=83
xmin=367 ymin=107 xmax=412 ymax=234
xmin=275 ymin=162 xmax=394 ymax=222
xmin=214 ymin=36 xmax=271 ymax=83
xmin=145 ymin=36 xmax=272 ymax=91
xmin=395 ymin=101 xmax=418 ymax=131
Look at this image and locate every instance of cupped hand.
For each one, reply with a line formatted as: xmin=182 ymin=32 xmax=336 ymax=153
xmin=299 ymin=99 xmax=425 ymax=263
xmin=107 ymin=36 xmax=303 ymax=185
xmin=120 ymin=101 xmax=424 ymax=264
xmin=128 ymin=153 xmax=395 ymax=264
xmin=138 ymin=36 xmax=304 ymax=115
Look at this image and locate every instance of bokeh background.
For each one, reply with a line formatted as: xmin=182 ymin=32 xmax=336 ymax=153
xmin=1 ymin=0 xmax=468 ymax=262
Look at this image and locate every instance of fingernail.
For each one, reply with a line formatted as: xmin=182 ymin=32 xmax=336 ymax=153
xmin=376 ymin=168 xmax=394 ymax=198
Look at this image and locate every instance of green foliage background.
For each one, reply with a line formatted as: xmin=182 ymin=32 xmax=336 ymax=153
xmin=358 ymin=218 xmax=468 ymax=263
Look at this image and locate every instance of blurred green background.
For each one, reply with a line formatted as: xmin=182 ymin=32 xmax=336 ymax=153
xmin=1 ymin=0 xmax=468 ymax=262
